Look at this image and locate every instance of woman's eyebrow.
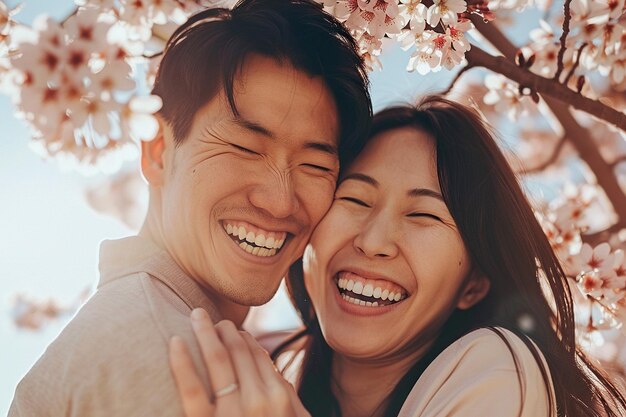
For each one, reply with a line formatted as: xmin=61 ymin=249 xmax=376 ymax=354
xmin=407 ymin=188 xmax=444 ymax=202
xmin=341 ymin=173 xmax=379 ymax=187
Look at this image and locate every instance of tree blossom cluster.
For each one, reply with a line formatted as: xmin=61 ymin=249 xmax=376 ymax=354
xmin=486 ymin=0 xmax=626 ymax=121
xmin=10 ymin=289 xmax=90 ymax=331
xmin=537 ymin=184 xmax=626 ymax=337
xmin=0 ymin=1 xmax=210 ymax=173
xmin=317 ymin=0 xmax=489 ymax=73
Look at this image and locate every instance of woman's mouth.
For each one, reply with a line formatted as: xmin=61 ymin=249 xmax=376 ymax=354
xmin=334 ymin=271 xmax=408 ymax=307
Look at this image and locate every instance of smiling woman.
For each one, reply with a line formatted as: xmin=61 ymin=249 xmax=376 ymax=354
xmin=168 ymin=95 xmax=626 ymax=417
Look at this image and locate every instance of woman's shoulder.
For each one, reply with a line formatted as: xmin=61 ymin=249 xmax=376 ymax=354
xmin=447 ymin=327 xmax=547 ymax=370
xmin=398 ymin=327 xmax=556 ymax=417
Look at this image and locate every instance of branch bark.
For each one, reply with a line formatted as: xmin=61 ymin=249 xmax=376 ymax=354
xmin=518 ymin=137 xmax=567 ymax=175
xmin=465 ymin=46 xmax=626 ymax=132
xmin=469 ymin=17 xmax=626 ymax=230
xmin=554 ymin=0 xmax=573 ymax=82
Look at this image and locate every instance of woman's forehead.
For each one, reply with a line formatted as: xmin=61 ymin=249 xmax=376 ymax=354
xmin=345 ymin=127 xmax=440 ymax=190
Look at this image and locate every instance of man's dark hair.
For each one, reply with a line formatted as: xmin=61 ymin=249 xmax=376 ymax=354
xmin=152 ymin=0 xmax=372 ymax=169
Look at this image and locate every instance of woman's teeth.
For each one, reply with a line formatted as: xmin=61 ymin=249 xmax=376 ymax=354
xmin=336 ymin=276 xmax=407 ymax=307
xmin=224 ymin=222 xmax=286 ymax=257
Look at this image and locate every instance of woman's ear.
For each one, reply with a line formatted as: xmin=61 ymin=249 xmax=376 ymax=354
xmin=457 ymin=273 xmax=490 ymax=310
xmin=141 ymin=118 xmax=166 ymax=187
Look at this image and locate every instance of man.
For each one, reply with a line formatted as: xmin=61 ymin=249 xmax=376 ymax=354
xmin=9 ymin=1 xmax=371 ymax=415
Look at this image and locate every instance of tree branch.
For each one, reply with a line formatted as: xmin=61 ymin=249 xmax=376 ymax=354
xmin=441 ymin=64 xmax=474 ymax=96
xmin=465 ymin=46 xmax=626 ymax=133
xmin=469 ymin=18 xmax=626 ymax=226
xmin=518 ymin=137 xmax=567 ymax=175
xmin=611 ymin=155 xmax=626 ymax=168
xmin=583 ymin=223 xmax=626 ymax=247
xmin=554 ymin=0 xmax=573 ymax=82
xmin=564 ymin=42 xmax=587 ymax=86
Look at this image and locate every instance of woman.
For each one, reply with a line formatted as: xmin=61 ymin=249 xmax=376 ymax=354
xmin=169 ymin=96 xmax=626 ymax=417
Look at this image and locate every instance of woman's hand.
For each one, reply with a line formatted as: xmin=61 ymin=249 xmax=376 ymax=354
xmin=169 ymin=308 xmax=310 ymax=417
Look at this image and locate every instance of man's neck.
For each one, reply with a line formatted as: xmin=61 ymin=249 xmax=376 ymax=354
xmin=138 ymin=217 xmax=249 ymax=328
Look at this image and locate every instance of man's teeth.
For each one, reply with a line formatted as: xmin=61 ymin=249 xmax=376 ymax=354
xmin=239 ymin=241 xmax=277 ymax=257
xmin=337 ymin=277 xmax=405 ymax=304
xmin=224 ymin=223 xmax=286 ymax=257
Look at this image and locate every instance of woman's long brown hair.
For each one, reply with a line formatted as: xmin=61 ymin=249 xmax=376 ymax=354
xmin=273 ymin=95 xmax=626 ymax=417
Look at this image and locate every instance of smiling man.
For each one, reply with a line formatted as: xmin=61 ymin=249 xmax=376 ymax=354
xmin=9 ymin=1 xmax=371 ymax=416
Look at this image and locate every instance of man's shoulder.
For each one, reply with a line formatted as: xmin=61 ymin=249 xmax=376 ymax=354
xmin=10 ymin=272 xmax=194 ymax=417
xmin=53 ymin=271 xmax=191 ymax=359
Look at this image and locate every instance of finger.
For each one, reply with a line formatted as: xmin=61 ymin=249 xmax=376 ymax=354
xmin=190 ymin=308 xmax=239 ymax=402
xmin=240 ymin=331 xmax=281 ymax=386
xmin=169 ymin=336 xmax=215 ymax=417
xmin=231 ymin=330 xmax=295 ymax=414
xmin=241 ymin=333 xmax=311 ymax=417
xmin=215 ymin=321 xmax=269 ymax=414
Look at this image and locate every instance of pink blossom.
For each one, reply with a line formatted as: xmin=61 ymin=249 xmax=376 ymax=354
xmin=399 ymin=0 xmax=427 ymax=35
xmin=0 ymin=1 xmax=10 ymax=35
xmin=571 ymin=243 xmax=616 ymax=277
xmin=483 ymin=74 xmax=533 ymax=121
xmin=427 ymin=0 xmax=466 ymax=27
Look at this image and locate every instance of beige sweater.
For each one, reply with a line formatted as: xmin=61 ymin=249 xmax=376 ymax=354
xmin=9 ymin=236 xmax=221 ymax=417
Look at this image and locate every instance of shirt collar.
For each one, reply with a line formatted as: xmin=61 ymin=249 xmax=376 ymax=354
xmin=98 ymin=235 xmax=222 ymax=320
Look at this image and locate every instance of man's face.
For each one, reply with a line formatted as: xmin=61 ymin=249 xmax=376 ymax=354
xmin=156 ymin=55 xmax=340 ymax=306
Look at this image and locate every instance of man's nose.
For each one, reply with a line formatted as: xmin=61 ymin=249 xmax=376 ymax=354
xmin=248 ymin=171 xmax=300 ymax=219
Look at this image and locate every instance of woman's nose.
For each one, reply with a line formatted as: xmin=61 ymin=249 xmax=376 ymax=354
xmin=353 ymin=212 xmax=399 ymax=259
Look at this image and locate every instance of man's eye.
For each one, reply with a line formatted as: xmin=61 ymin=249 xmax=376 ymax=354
xmin=231 ymin=143 xmax=259 ymax=155
xmin=302 ymin=164 xmax=332 ymax=173
xmin=408 ymin=213 xmax=441 ymax=222
xmin=338 ymin=196 xmax=370 ymax=207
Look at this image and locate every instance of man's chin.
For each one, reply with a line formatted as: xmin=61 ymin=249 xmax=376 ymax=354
xmin=228 ymin=289 xmax=278 ymax=307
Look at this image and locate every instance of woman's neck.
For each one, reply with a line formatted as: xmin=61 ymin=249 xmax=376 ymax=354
xmin=330 ymin=343 xmax=432 ymax=417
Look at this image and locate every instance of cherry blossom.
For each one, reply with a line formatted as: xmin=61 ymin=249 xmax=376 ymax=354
xmin=426 ymin=0 xmax=466 ymax=27
xmin=335 ymin=0 xmax=402 ymax=38
xmin=0 ymin=1 xmax=10 ymax=36
xmin=399 ymin=0 xmax=427 ymax=34
xmin=483 ymin=74 xmax=533 ymax=120
xmin=10 ymin=290 xmax=90 ymax=331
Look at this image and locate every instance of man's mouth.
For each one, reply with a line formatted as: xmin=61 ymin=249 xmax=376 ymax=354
xmin=223 ymin=221 xmax=288 ymax=258
xmin=335 ymin=271 xmax=408 ymax=307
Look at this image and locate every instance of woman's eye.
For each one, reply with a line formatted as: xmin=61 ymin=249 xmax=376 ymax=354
xmin=231 ymin=143 xmax=259 ymax=155
xmin=302 ymin=164 xmax=332 ymax=173
xmin=338 ymin=196 xmax=370 ymax=207
xmin=408 ymin=213 xmax=441 ymax=222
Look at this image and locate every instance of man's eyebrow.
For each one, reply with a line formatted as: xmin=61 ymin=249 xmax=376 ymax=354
xmin=341 ymin=173 xmax=379 ymax=187
xmin=304 ymin=141 xmax=338 ymax=157
xmin=232 ymin=116 xmax=274 ymax=138
xmin=232 ymin=116 xmax=337 ymax=157
xmin=407 ymin=188 xmax=444 ymax=202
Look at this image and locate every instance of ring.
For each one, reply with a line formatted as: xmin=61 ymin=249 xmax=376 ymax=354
xmin=214 ymin=382 xmax=239 ymax=399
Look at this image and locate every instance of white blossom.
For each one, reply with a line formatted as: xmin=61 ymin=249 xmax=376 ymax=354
xmin=399 ymin=0 xmax=427 ymax=34
xmin=426 ymin=0 xmax=466 ymax=27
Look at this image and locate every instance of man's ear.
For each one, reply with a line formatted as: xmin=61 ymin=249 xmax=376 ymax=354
xmin=141 ymin=119 xmax=166 ymax=187
xmin=457 ymin=272 xmax=491 ymax=310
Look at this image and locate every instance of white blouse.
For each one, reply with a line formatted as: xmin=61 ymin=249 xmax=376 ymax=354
xmin=265 ymin=327 xmax=556 ymax=417
xmin=398 ymin=327 xmax=556 ymax=417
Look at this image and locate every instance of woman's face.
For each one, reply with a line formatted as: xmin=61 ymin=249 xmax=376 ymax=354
xmin=304 ymin=126 xmax=487 ymax=360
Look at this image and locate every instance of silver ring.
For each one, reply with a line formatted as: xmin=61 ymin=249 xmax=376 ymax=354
xmin=214 ymin=382 xmax=239 ymax=398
